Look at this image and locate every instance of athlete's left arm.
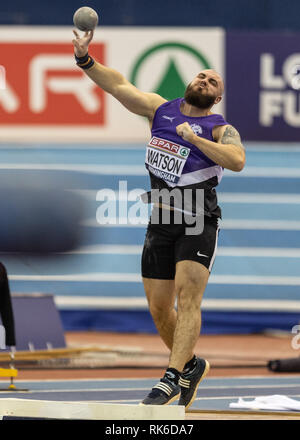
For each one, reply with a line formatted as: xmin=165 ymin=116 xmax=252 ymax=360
xmin=176 ymin=123 xmax=246 ymax=172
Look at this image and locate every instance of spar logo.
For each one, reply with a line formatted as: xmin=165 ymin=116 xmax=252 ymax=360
xmin=150 ymin=136 xmax=181 ymax=154
xmin=0 ymin=43 xmax=105 ymax=124
xmin=130 ymin=42 xmax=211 ymax=101
xmin=260 ymin=53 xmax=300 ymax=127
xmin=146 ymin=136 xmax=190 ymax=184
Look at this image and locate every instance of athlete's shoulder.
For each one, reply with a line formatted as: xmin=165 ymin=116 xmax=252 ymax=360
xmin=156 ymin=97 xmax=181 ymax=110
xmin=152 ymin=98 xmax=182 ymax=123
xmin=211 ymin=113 xmax=228 ymax=125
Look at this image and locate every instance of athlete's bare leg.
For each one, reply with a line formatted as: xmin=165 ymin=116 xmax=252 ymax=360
xmin=143 ymin=278 xmax=176 ymax=351
xmin=168 ymin=260 xmax=209 ymax=372
xmin=143 ymin=260 xmax=208 ymax=372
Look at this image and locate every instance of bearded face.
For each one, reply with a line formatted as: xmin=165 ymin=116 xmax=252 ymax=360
xmin=184 ymin=82 xmax=218 ymax=109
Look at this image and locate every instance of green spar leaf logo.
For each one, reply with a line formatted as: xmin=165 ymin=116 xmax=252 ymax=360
xmin=155 ymin=58 xmax=186 ymax=101
xmin=180 ymin=147 xmax=189 ymax=158
xmin=130 ymin=42 xmax=211 ymax=101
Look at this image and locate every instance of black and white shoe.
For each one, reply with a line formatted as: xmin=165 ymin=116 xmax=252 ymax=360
xmin=141 ymin=377 xmax=181 ymax=405
xmin=178 ymin=357 xmax=210 ymax=410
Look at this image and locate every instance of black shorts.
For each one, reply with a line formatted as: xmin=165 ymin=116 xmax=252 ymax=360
xmin=141 ymin=207 xmax=220 ymax=280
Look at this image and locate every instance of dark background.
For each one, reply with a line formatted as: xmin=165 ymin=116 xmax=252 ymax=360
xmin=0 ymin=0 xmax=298 ymax=29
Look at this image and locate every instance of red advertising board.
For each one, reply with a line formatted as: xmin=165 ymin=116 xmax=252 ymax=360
xmin=0 ymin=43 xmax=105 ymax=125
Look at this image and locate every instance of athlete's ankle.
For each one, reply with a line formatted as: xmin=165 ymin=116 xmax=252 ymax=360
xmin=163 ymin=367 xmax=181 ymax=386
xmin=183 ymin=355 xmax=197 ymax=373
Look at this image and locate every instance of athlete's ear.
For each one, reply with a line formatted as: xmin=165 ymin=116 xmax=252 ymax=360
xmin=214 ymin=96 xmax=222 ymax=105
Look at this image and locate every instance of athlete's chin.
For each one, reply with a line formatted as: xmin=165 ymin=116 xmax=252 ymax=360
xmin=185 ymin=98 xmax=211 ymax=111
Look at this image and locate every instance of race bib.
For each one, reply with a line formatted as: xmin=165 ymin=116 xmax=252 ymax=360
xmin=145 ymin=136 xmax=190 ymax=184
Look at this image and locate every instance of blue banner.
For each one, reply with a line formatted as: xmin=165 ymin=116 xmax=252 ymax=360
xmin=226 ymin=31 xmax=300 ymax=141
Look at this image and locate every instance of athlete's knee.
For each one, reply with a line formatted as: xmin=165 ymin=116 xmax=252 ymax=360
xmin=144 ymin=278 xmax=175 ymax=320
xmin=148 ymin=299 xmax=173 ymax=321
xmin=179 ymin=291 xmax=202 ymax=312
xmin=175 ymin=273 xmax=201 ymax=296
xmin=176 ymin=261 xmax=209 ymax=288
xmin=175 ymin=264 xmax=208 ymax=306
xmin=175 ymin=278 xmax=204 ymax=311
xmin=146 ymin=288 xmax=175 ymax=320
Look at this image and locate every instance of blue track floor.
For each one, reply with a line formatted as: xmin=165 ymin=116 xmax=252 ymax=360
xmin=0 ymin=375 xmax=300 ymax=412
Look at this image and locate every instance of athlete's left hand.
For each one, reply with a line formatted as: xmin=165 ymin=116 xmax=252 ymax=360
xmin=176 ymin=122 xmax=195 ymax=143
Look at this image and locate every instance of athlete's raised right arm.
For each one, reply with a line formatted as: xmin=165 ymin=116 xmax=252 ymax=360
xmin=72 ymin=30 xmax=166 ymax=120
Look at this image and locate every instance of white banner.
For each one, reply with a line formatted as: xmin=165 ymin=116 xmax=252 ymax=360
xmin=0 ymin=26 xmax=225 ymax=142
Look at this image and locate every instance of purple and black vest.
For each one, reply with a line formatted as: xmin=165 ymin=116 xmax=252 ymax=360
xmin=144 ymin=98 xmax=228 ymax=218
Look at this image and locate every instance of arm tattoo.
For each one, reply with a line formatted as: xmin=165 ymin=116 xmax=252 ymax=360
xmin=220 ymin=125 xmax=243 ymax=147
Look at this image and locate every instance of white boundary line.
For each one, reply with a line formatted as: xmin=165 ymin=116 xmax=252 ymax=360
xmin=244 ymin=143 xmax=300 ymax=152
xmin=0 ymin=383 xmax=299 ymax=395
xmin=218 ymin=193 xmax=300 ymax=204
xmin=52 ymin=296 xmax=300 ymax=312
xmin=64 ymin=244 xmax=300 ymax=258
xmin=0 ymin=143 xmax=146 ymax=150
xmin=74 ymin=190 xmax=300 ymax=204
xmin=193 ymin=394 xmax=300 ymax=402
xmin=8 ymin=273 xmax=300 ymax=286
xmin=227 ymin=167 xmax=300 ymax=178
xmin=1 ymin=141 xmax=300 ymax=152
xmin=0 ymin=163 xmax=298 ymax=178
xmin=1 ymin=375 xmax=299 ymax=384
xmin=0 ymin=377 xmax=153 ymax=384
xmin=82 ymin=218 xmax=300 ymax=230
xmin=220 ymin=219 xmax=300 ymax=230
xmin=0 ymin=163 xmax=147 ymax=175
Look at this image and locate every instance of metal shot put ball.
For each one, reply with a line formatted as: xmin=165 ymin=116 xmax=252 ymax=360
xmin=73 ymin=7 xmax=99 ymax=31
